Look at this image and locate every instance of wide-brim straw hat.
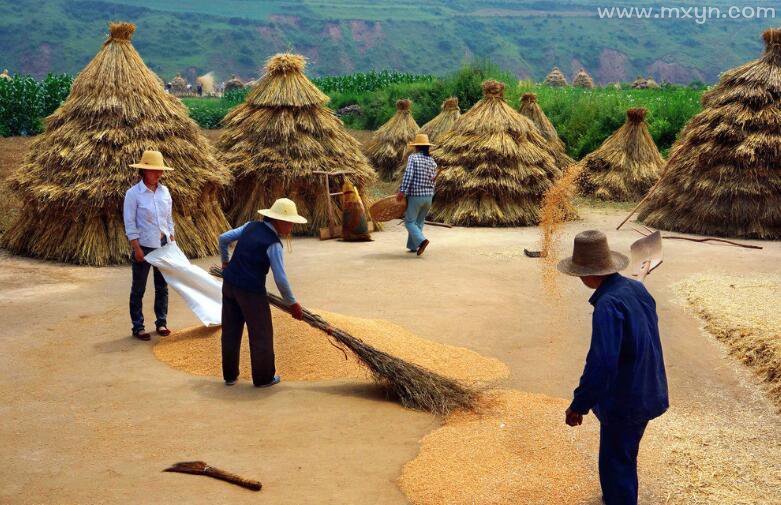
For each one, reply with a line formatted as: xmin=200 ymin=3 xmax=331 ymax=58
xmin=258 ymin=198 xmax=308 ymax=224
xmin=557 ymin=230 xmax=629 ymax=276
xmin=130 ymin=150 xmax=174 ymax=171
xmin=409 ymin=133 xmax=434 ymax=147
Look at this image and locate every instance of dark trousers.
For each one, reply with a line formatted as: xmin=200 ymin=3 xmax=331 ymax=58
xmin=221 ymin=281 xmax=275 ymax=386
xmin=599 ymin=421 xmax=648 ymax=505
xmin=129 ymin=244 xmax=168 ymax=333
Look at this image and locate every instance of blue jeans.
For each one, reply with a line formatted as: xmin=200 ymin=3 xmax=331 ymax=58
xmin=599 ymin=421 xmax=648 ymax=505
xmin=404 ymin=195 xmax=432 ymax=251
xmin=129 ymin=241 xmax=168 ymax=333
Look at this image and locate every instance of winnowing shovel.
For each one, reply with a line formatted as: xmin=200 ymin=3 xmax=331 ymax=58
xmin=630 ymin=231 xmax=663 ymax=283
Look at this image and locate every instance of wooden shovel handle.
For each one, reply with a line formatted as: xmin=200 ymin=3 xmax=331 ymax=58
xmin=204 ymin=466 xmax=262 ymax=491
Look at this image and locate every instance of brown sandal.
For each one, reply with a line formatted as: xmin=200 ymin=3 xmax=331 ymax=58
xmin=156 ymin=326 xmax=171 ymax=337
xmin=133 ymin=330 xmax=151 ymax=341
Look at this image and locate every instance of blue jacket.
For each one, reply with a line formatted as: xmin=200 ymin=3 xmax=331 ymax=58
xmin=222 ymin=221 xmax=281 ymax=295
xmin=570 ymin=273 xmax=669 ymax=424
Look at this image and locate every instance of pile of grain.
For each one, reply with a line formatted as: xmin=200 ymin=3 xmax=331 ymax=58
xmin=674 ymin=273 xmax=781 ymax=408
xmin=398 ymin=390 xmax=601 ymax=505
xmin=154 ymin=308 xmax=509 ymax=384
xmin=641 ymin=398 xmax=781 ymax=504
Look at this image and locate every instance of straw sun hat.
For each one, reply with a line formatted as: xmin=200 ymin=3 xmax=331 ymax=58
xmin=557 ymin=230 xmax=629 ymax=277
xmin=409 ymin=133 xmax=434 ymax=147
xmin=258 ymin=198 xmax=308 ymax=224
xmin=130 ymin=150 xmax=174 ymax=171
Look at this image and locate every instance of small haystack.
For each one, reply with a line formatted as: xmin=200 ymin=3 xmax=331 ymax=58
xmin=0 ymin=69 xmax=11 ymax=81
xmin=224 ymin=74 xmax=244 ymax=92
xmin=1 ymin=23 xmax=230 ymax=265
xmin=519 ymin=93 xmax=574 ymax=171
xmin=218 ymin=53 xmax=376 ymax=233
xmin=365 ymin=99 xmax=420 ymax=181
xmin=631 ymin=75 xmax=648 ymax=89
xmin=170 ymin=73 xmax=189 ymax=95
xmin=578 ymin=108 xmax=664 ymax=201
xmin=196 ymin=72 xmax=215 ymax=95
xmin=419 ymin=97 xmax=460 ymax=143
xmin=544 ymin=67 xmax=568 ymax=87
xmin=573 ymin=68 xmax=594 ymax=89
xmin=638 ymin=28 xmax=781 ymax=239
xmin=430 ymin=80 xmax=561 ymax=226
xmin=645 ymin=76 xmax=660 ymax=89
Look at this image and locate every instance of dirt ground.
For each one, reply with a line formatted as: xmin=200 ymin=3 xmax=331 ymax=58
xmin=1 ymin=132 xmax=779 ymax=503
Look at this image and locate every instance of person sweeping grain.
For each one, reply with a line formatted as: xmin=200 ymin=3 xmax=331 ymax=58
xmin=218 ymin=198 xmax=306 ymax=388
xmin=397 ymin=133 xmax=437 ymax=256
xmin=123 ymin=150 xmax=176 ymax=341
xmin=558 ymin=230 xmax=669 ymax=505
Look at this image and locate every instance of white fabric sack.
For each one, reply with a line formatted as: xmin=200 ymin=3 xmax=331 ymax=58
xmin=143 ymin=243 xmax=222 ymax=326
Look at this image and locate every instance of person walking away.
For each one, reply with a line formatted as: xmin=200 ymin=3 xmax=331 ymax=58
xmin=557 ymin=230 xmax=668 ymax=505
xmin=397 ymin=133 xmax=437 ymax=255
xmin=123 ymin=150 xmax=176 ymax=341
xmin=218 ymin=198 xmax=306 ymax=388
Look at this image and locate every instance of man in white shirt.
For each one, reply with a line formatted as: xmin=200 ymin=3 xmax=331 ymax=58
xmin=123 ymin=150 xmax=176 ymax=341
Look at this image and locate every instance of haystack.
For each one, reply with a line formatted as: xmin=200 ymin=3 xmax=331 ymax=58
xmin=196 ymin=72 xmax=215 ymax=95
xmin=170 ymin=73 xmax=188 ymax=95
xmin=364 ymin=99 xmax=420 ymax=181
xmin=1 ymin=23 xmax=231 ymax=265
xmin=224 ymin=74 xmax=244 ymax=92
xmin=578 ymin=108 xmax=663 ymax=201
xmin=430 ymin=80 xmax=561 ymax=226
xmin=638 ymin=28 xmax=781 ymax=239
xmin=645 ymin=76 xmax=660 ymax=89
xmin=218 ymin=53 xmax=376 ymax=233
xmin=573 ymin=68 xmax=594 ymax=89
xmin=544 ymin=67 xmax=567 ymax=87
xmin=519 ymin=93 xmax=574 ymax=171
xmin=419 ymin=97 xmax=460 ymax=143
xmin=0 ymin=69 xmax=11 ymax=80
xmin=631 ymin=76 xmax=648 ymax=89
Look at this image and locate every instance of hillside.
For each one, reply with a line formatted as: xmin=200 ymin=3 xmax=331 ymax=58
xmin=0 ymin=0 xmax=775 ymax=84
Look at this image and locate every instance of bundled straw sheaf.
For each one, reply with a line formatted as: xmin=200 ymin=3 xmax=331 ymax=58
xmin=544 ymin=67 xmax=568 ymax=87
xmin=578 ymin=108 xmax=664 ymax=201
xmin=365 ymin=99 xmax=420 ymax=181
xmin=519 ymin=93 xmax=574 ymax=171
xmin=638 ymin=28 xmax=781 ymax=239
xmin=573 ymin=68 xmax=594 ymax=89
xmin=2 ymin=22 xmax=230 ymax=266
xmin=218 ymin=53 xmax=375 ymax=234
xmin=419 ymin=97 xmax=461 ymax=143
xmin=430 ymin=80 xmax=562 ymax=226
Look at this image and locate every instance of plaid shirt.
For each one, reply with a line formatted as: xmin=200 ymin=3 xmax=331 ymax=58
xmin=399 ymin=153 xmax=437 ymax=197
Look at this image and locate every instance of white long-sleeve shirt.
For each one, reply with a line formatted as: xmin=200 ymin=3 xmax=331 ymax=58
xmin=123 ymin=180 xmax=175 ymax=248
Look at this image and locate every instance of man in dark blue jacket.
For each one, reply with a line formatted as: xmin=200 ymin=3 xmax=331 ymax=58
xmin=558 ymin=230 xmax=669 ymax=505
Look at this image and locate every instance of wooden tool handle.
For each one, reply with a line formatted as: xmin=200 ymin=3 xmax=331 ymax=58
xmin=204 ymin=466 xmax=262 ymax=491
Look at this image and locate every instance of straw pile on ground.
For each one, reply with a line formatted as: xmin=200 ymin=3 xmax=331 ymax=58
xmin=365 ymin=99 xmax=420 ymax=181
xmin=0 ymin=69 xmax=11 ymax=81
xmin=519 ymin=93 xmax=574 ymax=171
xmin=631 ymin=76 xmax=648 ymax=89
xmin=399 ymin=390 xmax=601 ymax=505
xmin=170 ymin=73 xmax=188 ymax=94
xmin=430 ymin=80 xmax=561 ymax=226
xmin=674 ymin=273 xmax=781 ymax=408
xmin=196 ymin=72 xmax=215 ymax=95
xmin=645 ymin=76 xmax=660 ymax=89
xmin=154 ymin=308 xmax=509 ymax=385
xmin=543 ymin=67 xmax=567 ymax=87
xmin=638 ymin=28 xmax=781 ymax=239
xmin=1 ymin=22 xmax=230 ymax=265
xmin=217 ymin=53 xmax=376 ymax=233
xmin=573 ymin=68 xmax=594 ymax=89
xmin=419 ymin=97 xmax=460 ymax=143
xmin=578 ymin=108 xmax=664 ymax=201
xmin=224 ymin=74 xmax=244 ymax=92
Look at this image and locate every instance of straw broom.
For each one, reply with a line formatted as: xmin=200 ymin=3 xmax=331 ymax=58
xmin=208 ymin=266 xmax=479 ymax=415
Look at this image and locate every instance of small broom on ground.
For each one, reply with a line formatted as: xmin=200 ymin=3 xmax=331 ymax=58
xmin=209 ymin=266 xmax=479 ymax=415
